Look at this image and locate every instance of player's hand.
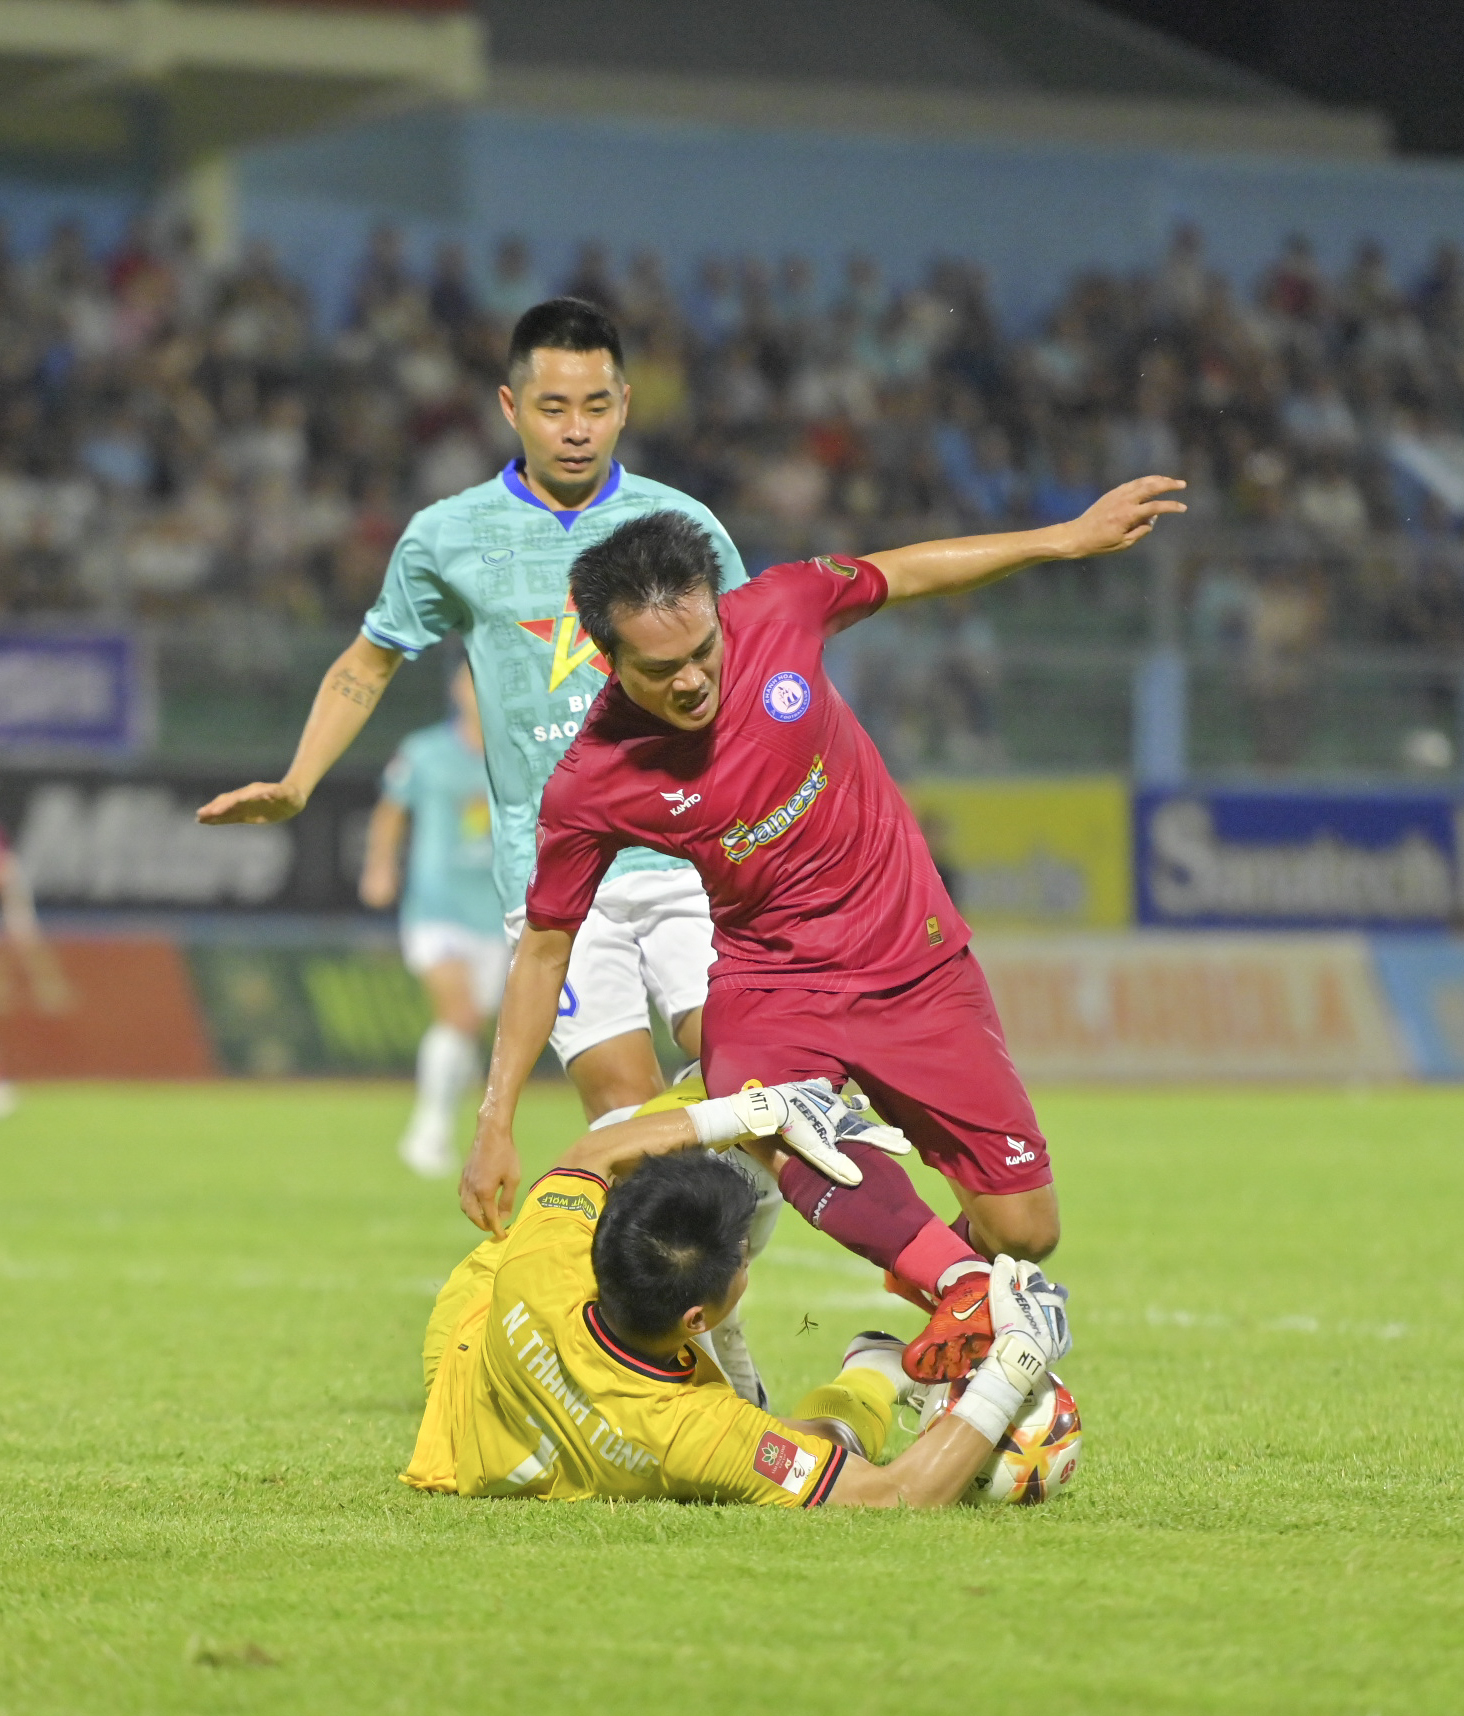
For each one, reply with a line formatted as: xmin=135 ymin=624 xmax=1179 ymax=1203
xmin=786 ymin=1078 xmax=911 ymax=1157
xmin=984 ymin=1254 xmax=1072 ymax=1395
xmin=196 ymin=781 xmax=308 ymax=825
xmin=358 ymin=862 xmax=398 ymax=910
xmin=1059 ymin=475 xmax=1187 ymax=559
xmin=459 ymin=1127 xmax=521 ymax=1238
xmin=690 ymin=1084 xmax=864 ymax=1186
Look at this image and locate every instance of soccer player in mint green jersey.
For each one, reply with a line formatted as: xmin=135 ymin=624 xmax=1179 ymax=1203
xmin=360 ymin=663 xmax=509 ymax=1177
xmin=196 ymin=300 xmax=774 ymax=1396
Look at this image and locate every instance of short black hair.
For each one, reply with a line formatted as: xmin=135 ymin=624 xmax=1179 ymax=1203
xmin=591 ymin=1152 xmax=756 ymax=1341
xmin=570 ymin=511 xmax=724 ymax=658
xmin=507 ymin=296 xmax=623 ymax=380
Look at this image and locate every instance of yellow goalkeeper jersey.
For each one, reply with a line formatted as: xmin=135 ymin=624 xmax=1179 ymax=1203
xmin=402 ymin=1167 xmax=847 ymax=1507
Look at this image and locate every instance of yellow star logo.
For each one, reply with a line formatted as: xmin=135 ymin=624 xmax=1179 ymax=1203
xmin=516 ymin=598 xmax=611 ymax=692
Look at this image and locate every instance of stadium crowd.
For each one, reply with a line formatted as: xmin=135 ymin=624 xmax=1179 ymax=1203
xmin=1 ymin=214 xmax=1463 ymax=673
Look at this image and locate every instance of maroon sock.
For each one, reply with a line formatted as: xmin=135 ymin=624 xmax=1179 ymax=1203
xmin=777 ymin=1141 xmax=971 ymax=1278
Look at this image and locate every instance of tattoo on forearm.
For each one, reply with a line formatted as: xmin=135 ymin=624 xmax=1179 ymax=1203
xmin=330 ymin=668 xmax=380 ymax=709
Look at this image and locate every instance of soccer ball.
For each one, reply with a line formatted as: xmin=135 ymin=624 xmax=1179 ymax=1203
xmin=918 ymin=1372 xmax=1082 ymax=1505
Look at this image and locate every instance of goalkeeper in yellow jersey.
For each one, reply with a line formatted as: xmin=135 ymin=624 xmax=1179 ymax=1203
xmin=402 ymin=1079 xmax=1070 ymax=1508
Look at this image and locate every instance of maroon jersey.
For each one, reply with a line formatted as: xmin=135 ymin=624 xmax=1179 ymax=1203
xmin=526 ymin=557 xmax=970 ymax=993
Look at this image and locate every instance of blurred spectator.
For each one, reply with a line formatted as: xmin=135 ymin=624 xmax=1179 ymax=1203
xmin=1246 ymin=563 xmax=1326 ymax=768
xmin=480 ymin=236 xmax=543 ymax=324
xmin=428 ymin=242 xmax=477 ymax=337
xmin=1294 ymin=456 xmax=1369 ymax=542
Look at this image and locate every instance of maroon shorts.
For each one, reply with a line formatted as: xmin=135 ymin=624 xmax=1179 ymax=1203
xmin=701 ymin=949 xmax=1051 ymax=1199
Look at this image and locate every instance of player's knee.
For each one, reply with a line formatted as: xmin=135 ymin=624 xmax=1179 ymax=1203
xmin=983 ymin=1203 xmax=1060 ymax=1263
xmin=437 ymin=1003 xmax=481 ymax=1036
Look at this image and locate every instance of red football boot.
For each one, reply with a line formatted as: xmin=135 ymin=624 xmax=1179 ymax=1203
xmin=882 ymin=1269 xmax=937 ymax=1315
xmin=901 ymin=1268 xmax=995 ymax=1383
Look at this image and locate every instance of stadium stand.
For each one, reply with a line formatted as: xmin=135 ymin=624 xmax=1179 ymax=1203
xmin=0 ymin=212 xmax=1460 ymax=780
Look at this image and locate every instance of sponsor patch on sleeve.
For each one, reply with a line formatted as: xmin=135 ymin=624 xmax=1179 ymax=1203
xmin=754 ymin=1431 xmax=818 ymax=1496
xmin=815 ymin=555 xmax=860 ymax=578
xmin=536 ymin=1190 xmax=598 ymax=1219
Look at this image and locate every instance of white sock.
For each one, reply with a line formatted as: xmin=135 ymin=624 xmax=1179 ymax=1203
xmin=589 ymin=1103 xmax=641 ymax=1131
xmin=410 ymin=1024 xmax=479 ymax=1132
xmin=936 ymin=1258 xmax=991 ymax=1296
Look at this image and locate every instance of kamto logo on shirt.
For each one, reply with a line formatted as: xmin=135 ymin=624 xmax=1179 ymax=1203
xmin=517 ymin=596 xmax=611 ymax=692
xmin=720 ymin=755 xmax=828 ymax=864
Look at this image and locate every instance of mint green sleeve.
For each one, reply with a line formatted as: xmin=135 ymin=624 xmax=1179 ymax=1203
xmin=702 ymin=510 xmax=748 ymax=593
xmin=362 ymin=515 xmax=468 ymax=660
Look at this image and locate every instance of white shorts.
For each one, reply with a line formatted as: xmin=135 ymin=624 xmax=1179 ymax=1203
xmin=504 ymin=867 xmax=715 ymax=1067
xmin=401 ymin=921 xmax=511 ymax=1016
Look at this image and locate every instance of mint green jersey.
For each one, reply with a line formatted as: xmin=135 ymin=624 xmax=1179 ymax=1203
xmin=363 ymin=462 xmax=746 ymax=911
xmin=382 ymin=721 xmax=505 ymax=936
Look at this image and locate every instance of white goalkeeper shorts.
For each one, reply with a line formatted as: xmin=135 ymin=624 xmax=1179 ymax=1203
xmin=504 ymin=867 xmax=715 ymax=1068
xmin=401 ymin=920 xmax=510 ymax=1016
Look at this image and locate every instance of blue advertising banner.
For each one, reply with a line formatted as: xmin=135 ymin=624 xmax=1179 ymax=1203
xmin=1369 ymin=938 xmax=1464 ymax=1079
xmin=1135 ymin=789 xmax=1463 ymax=931
xmin=0 ymin=634 xmax=151 ymax=754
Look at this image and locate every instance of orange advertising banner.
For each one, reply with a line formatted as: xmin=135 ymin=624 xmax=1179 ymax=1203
xmin=976 ymin=933 xmax=1408 ymax=1082
xmin=0 ymin=938 xmax=216 ymax=1079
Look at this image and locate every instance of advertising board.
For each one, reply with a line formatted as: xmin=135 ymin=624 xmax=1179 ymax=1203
xmin=903 ymin=777 xmax=1131 ymax=930
xmin=976 ymin=931 xmax=1408 ymax=1082
xmin=0 ymin=769 xmax=377 ymax=911
xmin=1134 ymin=789 xmax=1463 ymax=931
xmin=1368 ymin=938 xmax=1464 ymax=1080
xmin=0 ymin=633 xmax=152 ymax=754
xmin=0 ymin=937 xmax=216 ymax=1077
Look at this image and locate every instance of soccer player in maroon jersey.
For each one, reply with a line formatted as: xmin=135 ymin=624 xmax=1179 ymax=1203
xmin=461 ymin=474 xmax=1186 ymax=1379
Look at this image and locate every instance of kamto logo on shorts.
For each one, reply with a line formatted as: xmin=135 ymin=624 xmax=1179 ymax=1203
xmin=1005 ymin=1136 xmax=1036 ymax=1166
xmin=720 ymin=755 xmax=828 ymax=864
xmin=762 ymin=671 xmax=811 ymax=722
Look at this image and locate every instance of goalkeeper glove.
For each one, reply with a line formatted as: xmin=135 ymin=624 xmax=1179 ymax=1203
xmin=949 ymin=1254 xmax=1072 ymax=1443
xmin=689 ymin=1078 xmax=907 ymax=1186
xmin=782 ymin=1079 xmax=911 ymax=1165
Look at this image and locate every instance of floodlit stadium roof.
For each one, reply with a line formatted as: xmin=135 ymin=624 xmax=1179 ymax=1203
xmin=482 ymin=0 xmax=1389 ymax=157
xmin=0 ymin=0 xmax=485 ymax=185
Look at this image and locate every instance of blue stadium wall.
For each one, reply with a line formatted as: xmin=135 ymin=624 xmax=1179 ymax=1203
xmin=5 ymin=109 xmax=1464 ymax=330
xmin=231 ymin=108 xmax=1464 ymax=330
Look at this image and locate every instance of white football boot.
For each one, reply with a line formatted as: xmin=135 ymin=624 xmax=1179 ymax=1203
xmin=842 ymin=1330 xmax=931 ymax=1413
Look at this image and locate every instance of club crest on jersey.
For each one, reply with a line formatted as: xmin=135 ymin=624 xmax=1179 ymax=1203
xmin=720 ymin=755 xmax=827 ymax=864
xmin=517 ymin=595 xmax=611 ymax=692
xmin=762 ymin=671 xmax=811 ymax=723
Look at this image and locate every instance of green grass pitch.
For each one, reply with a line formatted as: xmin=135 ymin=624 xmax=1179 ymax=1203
xmin=1 ymin=1081 xmax=1461 ymax=1715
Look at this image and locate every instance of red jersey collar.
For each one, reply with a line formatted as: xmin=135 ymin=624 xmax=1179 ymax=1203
xmin=583 ymin=1303 xmax=696 ymax=1382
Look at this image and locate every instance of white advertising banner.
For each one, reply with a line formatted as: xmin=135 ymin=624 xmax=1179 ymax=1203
xmin=976 ymin=932 xmax=1408 ymax=1082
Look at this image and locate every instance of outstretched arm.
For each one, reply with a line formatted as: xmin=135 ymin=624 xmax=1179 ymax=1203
xmin=867 ymin=475 xmax=1186 ymax=604
xmin=556 ymin=1106 xmax=705 ymax=1180
xmin=460 ymin=926 xmax=574 ymax=1237
xmin=822 ymin=1410 xmax=997 ymax=1509
xmin=196 ymin=636 xmax=403 ymax=825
